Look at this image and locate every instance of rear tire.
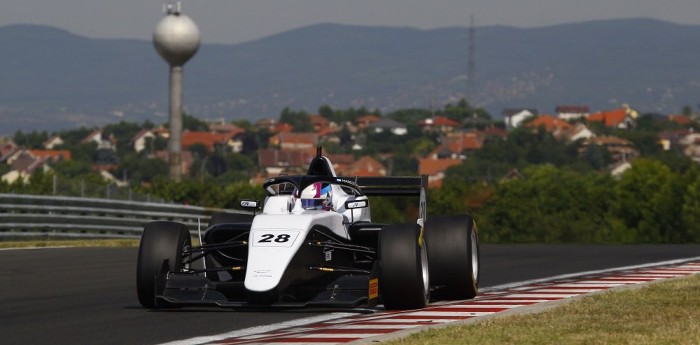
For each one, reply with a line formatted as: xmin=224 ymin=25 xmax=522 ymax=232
xmin=379 ymin=223 xmax=429 ymax=310
xmin=136 ymin=221 xmax=191 ymax=308
xmin=425 ymin=215 xmax=479 ymax=300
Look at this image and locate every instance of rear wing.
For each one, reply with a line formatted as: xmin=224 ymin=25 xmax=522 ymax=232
xmin=342 ymin=175 xmax=428 ymax=225
xmin=340 ymin=175 xmax=429 ymax=197
xmin=262 ymin=174 xmax=429 ymax=224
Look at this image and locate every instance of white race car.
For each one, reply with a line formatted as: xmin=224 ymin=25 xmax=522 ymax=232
xmin=136 ymin=147 xmax=479 ymax=310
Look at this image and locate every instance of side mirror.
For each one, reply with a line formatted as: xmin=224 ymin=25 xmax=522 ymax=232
xmin=240 ymin=200 xmax=260 ymax=215
xmin=345 ymin=199 xmax=368 ymax=210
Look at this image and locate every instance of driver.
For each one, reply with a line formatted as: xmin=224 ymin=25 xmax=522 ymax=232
xmin=299 ymin=182 xmax=333 ymax=211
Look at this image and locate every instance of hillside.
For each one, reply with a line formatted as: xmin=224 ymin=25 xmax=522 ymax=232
xmin=1 ymin=18 xmax=700 ymax=133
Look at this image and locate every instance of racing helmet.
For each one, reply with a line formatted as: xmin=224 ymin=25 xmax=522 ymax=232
xmin=299 ymin=182 xmax=333 ymax=210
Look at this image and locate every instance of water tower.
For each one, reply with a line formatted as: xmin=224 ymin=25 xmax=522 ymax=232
xmin=153 ymin=2 xmax=200 ymax=182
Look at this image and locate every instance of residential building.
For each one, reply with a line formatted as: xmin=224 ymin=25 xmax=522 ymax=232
xmin=355 ymin=115 xmax=380 ymax=129
xmin=43 ymin=135 xmax=64 ymax=149
xmin=556 ymin=105 xmax=590 ymax=121
xmin=418 ymin=116 xmax=460 ymax=134
xmin=427 ymin=132 xmax=484 ymax=160
xmin=587 ymin=105 xmax=638 ymax=129
xmin=131 ymin=129 xmax=156 ymax=153
xmin=269 ymin=132 xmax=318 ymax=150
xmin=503 ymin=108 xmax=538 ymax=129
xmin=367 ymin=118 xmax=407 ymax=135
xmin=338 ymin=156 xmax=386 ymax=177
xmin=580 ymin=136 xmax=639 ymax=162
xmin=81 ymin=129 xmax=116 ymax=150
xmin=419 ymin=158 xmax=462 ymax=188
xmin=258 ymin=149 xmax=315 ymax=176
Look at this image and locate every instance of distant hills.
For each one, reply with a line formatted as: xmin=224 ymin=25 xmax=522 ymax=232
xmin=2 ymin=18 xmax=700 ymax=133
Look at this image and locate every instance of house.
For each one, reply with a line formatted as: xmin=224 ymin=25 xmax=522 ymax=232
xmin=503 ymin=108 xmax=538 ymax=129
xmin=0 ymin=139 xmax=17 ymax=162
xmin=556 ymin=105 xmax=590 ymax=121
xmin=658 ymin=129 xmax=692 ymax=151
xmin=131 ymin=129 xmax=156 ymax=153
xmin=683 ymin=138 xmax=700 ymax=163
xmin=580 ymin=136 xmax=639 ymax=162
xmin=586 ymin=105 xmax=638 ymax=129
xmin=418 ymin=116 xmax=460 ymax=134
xmin=1 ymin=149 xmax=70 ymax=184
xmin=209 ymin=121 xmax=241 ymax=134
xmin=81 ymin=129 xmax=116 ymax=150
xmin=419 ymin=158 xmax=462 ymax=188
xmin=339 ymin=156 xmax=386 ymax=177
xmin=273 ymin=123 xmax=294 ymax=133
xmin=525 ymin=115 xmax=572 ymax=133
xmin=524 ymin=115 xmax=595 ymax=142
xmin=152 ymin=126 xmax=170 ymax=139
xmin=255 ymin=118 xmax=278 ymax=132
xmin=367 ymin=118 xmax=407 ymax=135
xmin=427 ymin=132 xmax=484 ymax=160
xmin=180 ymin=130 xmax=245 ymax=153
xmin=355 ymin=115 xmax=381 ymax=129
xmin=5 ymin=149 xmax=71 ymax=165
xmin=309 ymin=114 xmax=336 ymax=131
xmin=258 ymin=149 xmax=315 ymax=176
xmin=269 ymin=132 xmax=318 ymax=150
xmin=326 ymin=154 xmax=355 ymax=175
xmin=43 ymin=135 xmax=64 ymax=149
xmin=558 ymin=123 xmax=596 ymax=142
xmin=211 ymin=125 xmax=246 ymax=153
xmin=181 ymin=131 xmax=225 ymax=152
xmin=479 ymin=126 xmax=508 ymax=140
xmin=317 ymin=127 xmax=341 ymax=145
xmin=667 ymin=115 xmax=693 ymax=126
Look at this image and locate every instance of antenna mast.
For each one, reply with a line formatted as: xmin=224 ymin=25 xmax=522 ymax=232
xmin=467 ymin=15 xmax=475 ymax=105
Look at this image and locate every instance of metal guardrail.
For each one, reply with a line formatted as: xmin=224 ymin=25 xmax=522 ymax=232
xmin=0 ymin=193 xmax=247 ymax=239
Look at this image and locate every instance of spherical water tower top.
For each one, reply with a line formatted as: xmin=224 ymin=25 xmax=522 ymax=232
xmin=153 ymin=2 xmax=200 ymax=67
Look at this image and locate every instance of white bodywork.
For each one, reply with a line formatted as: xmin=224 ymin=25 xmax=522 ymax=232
xmin=245 ymin=155 xmax=376 ymax=293
xmin=244 ymin=190 xmax=370 ymax=293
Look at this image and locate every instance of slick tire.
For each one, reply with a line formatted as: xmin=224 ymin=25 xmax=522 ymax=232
xmin=136 ymin=221 xmax=191 ymax=309
xmin=379 ymin=223 xmax=429 ymax=310
xmin=425 ymin=215 xmax=479 ymax=300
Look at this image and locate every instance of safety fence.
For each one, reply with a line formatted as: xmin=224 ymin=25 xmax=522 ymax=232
xmin=0 ymin=193 xmax=245 ymax=240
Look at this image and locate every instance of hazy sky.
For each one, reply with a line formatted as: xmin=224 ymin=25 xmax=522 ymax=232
xmin=2 ymin=0 xmax=700 ymax=44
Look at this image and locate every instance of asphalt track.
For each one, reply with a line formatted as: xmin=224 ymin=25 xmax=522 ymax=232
xmin=1 ymin=244 xmax=699 ymax=345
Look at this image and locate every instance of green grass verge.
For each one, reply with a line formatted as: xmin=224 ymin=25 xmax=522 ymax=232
xmin=384 ymin=274 xmax=700 ymax=345
xmin=0 ymin=239 xmax=140 ymax=249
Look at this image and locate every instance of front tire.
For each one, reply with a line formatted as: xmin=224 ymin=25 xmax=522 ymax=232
xmin=379 ymin=223 xmax=429 ymax=310
xmin=425 ymin=215 xmax=479 ymax=300
xmin=136 ymin=221 xmax=191 ymax=308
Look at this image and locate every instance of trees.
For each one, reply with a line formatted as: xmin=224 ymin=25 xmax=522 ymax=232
xmin=613 ymin=159 xmax=680 ymax=243
xmin=682 ymin=170 xmax=700 ymax=242
xmin=279 ymin=107 xmax=313 ymax=132
xmin=13 ymin=130 xmax=48 ymax=149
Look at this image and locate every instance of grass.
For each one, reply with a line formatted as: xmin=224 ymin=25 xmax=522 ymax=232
xmin=0 ymin=238 xmax=140 ymax=249
xmin=384 ymin=274 xmax=700 ymax=345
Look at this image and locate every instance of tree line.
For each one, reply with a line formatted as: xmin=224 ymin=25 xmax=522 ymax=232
xmin=3 ymin=102 xmax=700 ymax=244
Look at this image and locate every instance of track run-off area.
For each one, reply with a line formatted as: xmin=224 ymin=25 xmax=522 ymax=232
xmin=1 ymin=245 xmax=698 ymax=345
xmin=175 ymin=260 xmax=700 ymax=344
